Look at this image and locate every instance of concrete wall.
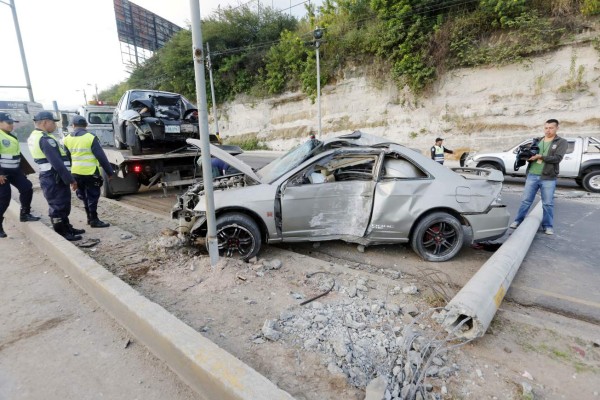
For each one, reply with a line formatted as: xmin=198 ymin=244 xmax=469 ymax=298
xmin=215 ymin=41 xmax=600 ymax=158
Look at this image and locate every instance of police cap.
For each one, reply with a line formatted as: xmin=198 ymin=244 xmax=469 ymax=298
xmin=0 ymin=112 xmax=18 ymax=123
xmin=71 ymin=115 xmax=88 ymax=126
xmin=33 ymin=111 xmax=60 ymax=122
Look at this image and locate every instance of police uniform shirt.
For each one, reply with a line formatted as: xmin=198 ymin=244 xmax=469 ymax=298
xmin=0 ymin=129 xmax=22 ymax=175
xmin=37 ymin=131 xmax=75 ymax=185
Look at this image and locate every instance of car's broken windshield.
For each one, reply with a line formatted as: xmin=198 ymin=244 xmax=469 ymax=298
xmin=258 ymin=139 xmax=321 ymax=183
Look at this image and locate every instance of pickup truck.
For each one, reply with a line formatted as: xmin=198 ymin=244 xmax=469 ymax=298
xmin=463 ymin=136 xmax=600 ymax=193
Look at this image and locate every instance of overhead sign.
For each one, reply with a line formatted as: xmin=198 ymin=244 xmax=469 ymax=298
xmin=113 ymin=0 xmax=182 ymax=52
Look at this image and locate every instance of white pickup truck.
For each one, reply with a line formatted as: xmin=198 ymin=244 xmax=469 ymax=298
xmin=463 ymin=136 xmax=600 ymax=192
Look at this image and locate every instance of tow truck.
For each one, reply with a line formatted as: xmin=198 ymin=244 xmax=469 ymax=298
xmin=100 ymin=144 xmax=242 ymax=198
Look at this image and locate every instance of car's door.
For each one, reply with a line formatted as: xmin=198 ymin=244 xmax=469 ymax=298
xmin=279 ymin=152 xmax=380 ymax=240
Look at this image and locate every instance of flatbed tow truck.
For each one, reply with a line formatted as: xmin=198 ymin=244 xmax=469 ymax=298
xmin=100 ymin=144 xmax=242 ymax=198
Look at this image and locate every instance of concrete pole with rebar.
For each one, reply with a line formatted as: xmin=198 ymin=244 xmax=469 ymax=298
xmin=442 ymin=201 xmax=543 ymax=340
xmin=189 ymin=0 xmax=219 ymax=266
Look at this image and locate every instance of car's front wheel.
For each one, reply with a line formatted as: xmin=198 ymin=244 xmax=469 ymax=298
xmin=214 ymin=213 xmax=261 ymax=260
xmin=410 ymin=212 xmax=464 ymax=262
xmin=477 ymin=162 xmax=501 ymax=171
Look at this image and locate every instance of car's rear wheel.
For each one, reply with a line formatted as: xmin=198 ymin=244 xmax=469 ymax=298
xmin=582 ymin=170 xmax=600 ymax=193
xmin=214 ymin=213 xmax=261 ymax=260
xmin=411 ymin=212 xmax=464 ymax=262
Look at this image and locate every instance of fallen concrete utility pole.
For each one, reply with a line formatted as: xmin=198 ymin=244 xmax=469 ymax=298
xmin=442 ymin=201 xmax=543 ymax=340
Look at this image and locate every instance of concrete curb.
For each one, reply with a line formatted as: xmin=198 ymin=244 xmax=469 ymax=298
xmin=6 ymin=199 xmax=294 ymax=400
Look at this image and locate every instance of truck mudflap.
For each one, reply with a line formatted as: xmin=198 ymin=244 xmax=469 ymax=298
xmin=102 ymin=168 xmax=140 ymax=198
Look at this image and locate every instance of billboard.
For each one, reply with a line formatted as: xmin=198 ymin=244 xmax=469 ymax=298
xmin=113 ymin=0 xmax=182 ymax=52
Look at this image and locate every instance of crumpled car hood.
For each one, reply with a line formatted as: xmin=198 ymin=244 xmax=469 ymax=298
xmin=186 ymin=139 xmax=261 ymax=182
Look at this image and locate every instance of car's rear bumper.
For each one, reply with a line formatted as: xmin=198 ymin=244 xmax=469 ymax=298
xmin=463 ymin=206 xmax=510 ymax=241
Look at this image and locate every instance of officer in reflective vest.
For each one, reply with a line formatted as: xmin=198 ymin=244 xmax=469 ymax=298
xmin=63 ymin=115 xmax=114 ymax=228
xmin=0 ymin=112 xmax=41 ymax=238
xmin=430 ymin=137 xmax=454 ymax=165
xmin=27 ymin=111 xmax=85 ymax=241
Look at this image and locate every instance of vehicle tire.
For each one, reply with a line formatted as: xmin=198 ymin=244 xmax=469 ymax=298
xmin=410 ymin=212 xmax=464 ymax=262
xmin=477 ymin=162 xmax=501 ymax=171
xmin=582 ymin=170 xmax=600 ymax=193
xmin=126 ymin=124 xmax=142 ymax=155
xmin=114 ymin=124 xmax=126 ymax=150
xmin=214 ymin=213 xmax=261 ymax=260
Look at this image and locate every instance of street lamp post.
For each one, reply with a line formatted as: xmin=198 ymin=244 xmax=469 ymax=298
xmin=76 ymin=89 xmax=88 ymax=104
xmin=0 ymin=0 xmax=35 ymax=102
xmin=87 ymin=83 xmax=99 ymax=102
xmin=313 ymin=27 xmax=323 ymax=139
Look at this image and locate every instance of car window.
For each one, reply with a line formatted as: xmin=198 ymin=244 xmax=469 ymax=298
xmin=87 ymin=112 xmax=113 ymax=124
xmin=258 ymin=139 xmax=320 ymax=183
xmin=382 ymin=156 xmax=427 ymax=179
xmin=566 ymin=141 xmax=575 ymax=154
xmin=289 ymin=153 xmax=378 ymax=186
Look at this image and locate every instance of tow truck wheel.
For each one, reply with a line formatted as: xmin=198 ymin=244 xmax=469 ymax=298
xmin=214 ymin=213 xmax=261 ymax=261
xmin=410 ymin=212 xmax=464 ymax=262
xmin=582 ymin=170 xmax=600 ymax=193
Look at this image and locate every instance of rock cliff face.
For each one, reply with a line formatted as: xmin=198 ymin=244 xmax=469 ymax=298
xmin=218 ymin=41 xmax=600 ymax=157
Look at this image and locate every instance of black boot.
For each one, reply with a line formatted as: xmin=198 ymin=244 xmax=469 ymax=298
xmin=52 ymin=218 xmax=82 ymax=241
xmin=89 ymin=211 xmax=110 ymax=228
xmin=0 ymin=217 xmax=7 ymax=238
xmin=65 ymin=217 xmax=86 ymax=235
xmin=20 ymin=208 xmax=41 ymax=222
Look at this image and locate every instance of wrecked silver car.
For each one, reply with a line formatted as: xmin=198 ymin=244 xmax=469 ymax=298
xmin=172 ymin=132 xmax=509 ymax=262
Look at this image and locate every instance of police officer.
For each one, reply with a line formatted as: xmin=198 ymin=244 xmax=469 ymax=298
xmin=63 ymin=115 xmax=114 ymax=228
xmin=27 ymin=111 xmax=85 ymax=241
xmin=0 ymin=112 xmax=41 ymax=238
xmin=431 ymin=137 xmax=454 ymax=165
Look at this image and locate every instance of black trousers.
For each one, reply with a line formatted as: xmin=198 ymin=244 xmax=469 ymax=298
xmin=39 ymin=173 xmax=71 ymax=219
xmin=73 ymin=174 xmax=102 ymax=213
xmin=0 ymin=170 xmax=34 ymax=218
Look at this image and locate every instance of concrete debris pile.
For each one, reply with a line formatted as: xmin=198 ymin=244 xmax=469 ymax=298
xmin=260 ymin=277 xmax=457 ymax=400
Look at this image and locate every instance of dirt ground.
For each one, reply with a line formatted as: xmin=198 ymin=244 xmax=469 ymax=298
xmin=6 ymin=184 xmax=595 ymax=400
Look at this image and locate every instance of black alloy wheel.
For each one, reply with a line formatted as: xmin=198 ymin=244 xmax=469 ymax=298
xmin=410 ymin=212 xmax=464 ymax=262
xmin=214 ymin=213 xmax=261 ymax=260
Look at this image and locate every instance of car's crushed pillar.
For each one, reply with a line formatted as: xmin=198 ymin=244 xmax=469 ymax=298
xmin=442 ymin=201 xmax=543 ymax=339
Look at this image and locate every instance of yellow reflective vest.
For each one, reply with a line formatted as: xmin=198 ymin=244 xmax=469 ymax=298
xmin=27 ymin=129 xmax=71 ymax=173
xmin=0 ymin=129 xmax=21 ymax=171
xmin=63 ymin=132 xmax=98 ymax=175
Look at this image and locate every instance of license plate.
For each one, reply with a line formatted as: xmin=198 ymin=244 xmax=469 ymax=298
xmin=165 ymin=125 xmax=180 ymax=133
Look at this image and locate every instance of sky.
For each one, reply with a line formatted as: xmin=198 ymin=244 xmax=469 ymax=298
xmin=0 ymin=0 xmax=315 ymax=111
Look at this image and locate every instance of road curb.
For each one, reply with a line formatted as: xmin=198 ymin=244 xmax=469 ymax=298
xmin=6 ymin=199 xmax=294 ymax=400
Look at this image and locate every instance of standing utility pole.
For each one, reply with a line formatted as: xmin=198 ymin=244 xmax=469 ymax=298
xmin=206 ymin=42 xmax=219 ymax=137
xmin=189 ymin=0 xmax=219 ymax=266
xmin=313 ymin=27 xmax=323 ymax=139
xmin=0 ymin=0 xmax=34 ymax=101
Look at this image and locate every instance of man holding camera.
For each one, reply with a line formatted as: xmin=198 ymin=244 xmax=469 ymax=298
xmin=509 ymin=119 xmax=567 ymax=235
